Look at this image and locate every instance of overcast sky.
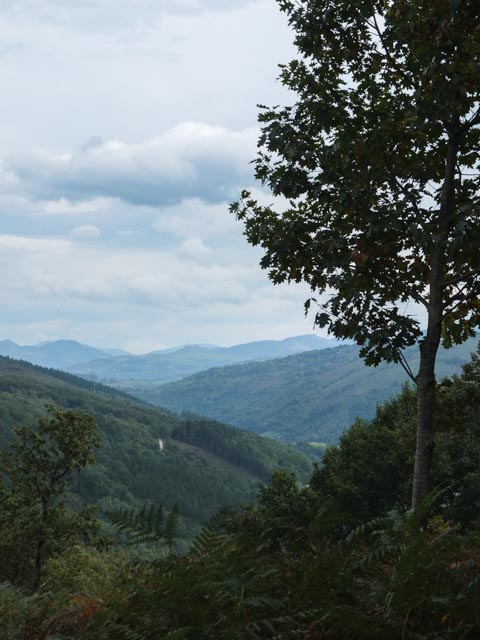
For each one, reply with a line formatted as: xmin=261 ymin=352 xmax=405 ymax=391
xmin=0 ymin=0 xmax=322 ymax=353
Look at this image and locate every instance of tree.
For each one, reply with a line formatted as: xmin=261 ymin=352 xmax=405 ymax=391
xmin=0 ymin=406 xmax=101 ymax=590
xmin=231 ymin=0 xmax=480 ymax=507
xmin=312 ymin=351 xmax=480 ymax=528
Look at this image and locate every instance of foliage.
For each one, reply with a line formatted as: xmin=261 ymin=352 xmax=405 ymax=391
xmin=0 ymin=407 xmax=101 ymax=590
xmin=313 ymin=343 xmax=480 ymax=528
xmin=0 ymin=547 xmax=123 ymax=640
xmin=108 ymin=503 xmax=180 ymax=553
xmin=172 ymin=414 xmax=311 ymax=479
xmin=231 ymin=0 xmax=480 ymax=362
xmin=0 ymin=356 xmax=312 ymax=542
xmin=2 ymin=358 xmax=480 ymax=639
xmin=142 ymin=338 xmax=477 ymax=443
xmin=231 ymin=0 xmax=480 ymax=506
xmin=78 ymin=476 xmax=480 ymax=640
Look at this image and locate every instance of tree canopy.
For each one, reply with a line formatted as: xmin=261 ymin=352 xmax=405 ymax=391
xmin=0 ymin=407 xmax=101 ymax=590
xmin=231 ymin=0 xmax=480 ymax=505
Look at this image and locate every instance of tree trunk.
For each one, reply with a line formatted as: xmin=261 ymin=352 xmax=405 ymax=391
xmin=411 ymin=126 xmax=459 ymax=510
xmin=33 ymin=498 xmax=47 ymax=591
xmin=411 ymin=328 xmax=441 ymax=508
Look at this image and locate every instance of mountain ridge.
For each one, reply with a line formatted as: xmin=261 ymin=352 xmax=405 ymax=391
xmin=67 ymin=334 xmax=340 ymax=386
xmin=135 ymin=337 xmax=479 ymax=444
xmin=0 ymin=339 xmax=117 ymax=369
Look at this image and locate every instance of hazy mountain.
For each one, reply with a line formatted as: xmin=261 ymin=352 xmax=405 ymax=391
xmin=0 ymin=339 xmax=117 ymax=369
xmin=68 ymin=334 xmax=340 ymax=386
xmin=102 ymin=348 xmax=132 ymax=357
xmin=136 ymin=337 xmax=479 ymax=444
xmin=0 ymin=356 xmax=311 ymax=535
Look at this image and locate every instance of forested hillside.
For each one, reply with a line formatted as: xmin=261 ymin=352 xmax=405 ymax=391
xmin=3 ymin=344 xmax=480 ymax=639
xmin=139 ymin=338 xmax=478 ymax=443
xmin=0 ymin=357 xmax=311 ymax=533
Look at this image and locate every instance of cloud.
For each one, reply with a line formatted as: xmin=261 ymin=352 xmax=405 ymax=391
xmin=70 ymin=225 xmax=101 ymax=240
xmin=0 ymin=1 xmax=258 ymax=31
xmin=0 ymin=1 xmax=304 ymax=351
xmin=117 ymin=229 xmax=143 ymax=237
xmin=0 ymin=231 xmax=310 ymax=313
xmin=178 ymin=237 xmax=212 ymax=260
xmin=153 ymin=198 xmax=240 ymax=240
xmin=0 ymin=233 xmax=70 ymax=253
xmin=43 ymin=196 xmax=114 ymax=216
xmin=5 ymin=123 xmax=258 ymax=206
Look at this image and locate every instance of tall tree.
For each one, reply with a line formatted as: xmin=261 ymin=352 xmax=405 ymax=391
xmin=0 ymin=407 xmax=100 ymax=590
xmin=231 ymin=0 xmax=480 ymax=507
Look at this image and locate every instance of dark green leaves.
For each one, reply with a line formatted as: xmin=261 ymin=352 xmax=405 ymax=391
xmin=231 ymin=0 xmax=480 ymax=364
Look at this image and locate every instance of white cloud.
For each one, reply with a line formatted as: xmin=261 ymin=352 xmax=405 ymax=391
xmin=0 ymin=233 xmax=70 ymax=253
xmin=0 ymin=1 xmax=306 ymax=350
xmin=152 ymin=198 xmax=240 ymax=240
xmin=178 ymin=237 xmax=212 ymax=260
xmin=70 ymin=225 xmax=101 ymax=240
xmin=5 ymin=123 xmax=258 ymax=206
xmin=0 ymin=232 xmax=254 ymax=306
xmin=0 ymin=0 xmax=258 ymax=32
xmin=117 ymin=229 xmax=143 ymax=237
xmin=0 ymin=1 xmax=294 ymax=155
xmin=43 ymin=196 xmax=114 ymax=216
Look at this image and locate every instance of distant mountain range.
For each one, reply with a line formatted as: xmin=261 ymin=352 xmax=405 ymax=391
xmin=66 ymin=334 xmax=340 ymax=386
xmin=135 ymin=337 xmax=480 ymax=444
xmin=0 ymin=335 xmax=339 ymax=385
xmin=0 ymin=339 xmax=130 ymax=369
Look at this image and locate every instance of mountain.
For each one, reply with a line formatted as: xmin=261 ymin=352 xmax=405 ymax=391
xmin=0 ymin=339 xmax=115 ymax=369
xmin=0 ymin=356 xmax=311 ymax=535
xmin=102 ymin=348 xmax=132 ymax=357
xmin=136 ymin=337 xmax=479 ymax=444
xmin=68 ymin=334 xmax=340 ymax=387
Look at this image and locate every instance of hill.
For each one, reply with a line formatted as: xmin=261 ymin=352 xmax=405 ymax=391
xmin=0 ymin=339 xmax=116 ymax=369
xmin=67 ymin=334 xmax=339 ymax=387
xmin=136 ymin=338 xmax=479 ymax=443
xmin=0 ymin=357 xmax=311 ymax=534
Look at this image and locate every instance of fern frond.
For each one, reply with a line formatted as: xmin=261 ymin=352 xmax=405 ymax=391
xmin=165 ymin=503 xmax=180 ymax=553
xmin=190 ymin=509 xmax=231 ymax=555
xmin=346 ymin=516 xmax=394 ymax=545
xmin=407 ymin=485 xmax=450 ymax=532
xmin=102 ymin=621 xmax=146 ymax=640
xmin=318 ymin=605 xmax=391 ymax=640
xmin=107 ymin=503 xmax=166 ymax=545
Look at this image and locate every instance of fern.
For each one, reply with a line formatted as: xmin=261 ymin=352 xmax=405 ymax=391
xmin=102 ymin=621 xmax=146 ymax=640
xmin=190 ymin=508 xmax=231 ymax=555
xmin=107 ymin=503 xmax=179 ymax=549
xmin=165 ymin=504 xmax=180 ymax=553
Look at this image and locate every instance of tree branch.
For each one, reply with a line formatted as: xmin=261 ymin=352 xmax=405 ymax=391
xmin=442 ymin=269 xmax=480 ymax=288
xmin=443 ymin=280 xmax=480 ymax=314
xmin=397 ymin=350 xmax=417 ymax=384
xmin=460 ymin=106 xmax=480 ymax=135
xmin=366 ymin=1 xmax=411 ymax=84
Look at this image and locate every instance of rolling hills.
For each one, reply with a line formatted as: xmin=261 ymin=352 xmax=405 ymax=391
xmin=136 ymin=337 xmax=479 ymax=443
xmin=0 ymin=339 xmax=126 ymax=369
xmin=0 ymin=357 xmax=311 ymax=535
xmin=67 ymin=334 xmax=339 ymax=387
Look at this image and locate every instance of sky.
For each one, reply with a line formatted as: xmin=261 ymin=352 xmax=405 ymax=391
xmin=0 ymin=0 xmax=323 ymax=353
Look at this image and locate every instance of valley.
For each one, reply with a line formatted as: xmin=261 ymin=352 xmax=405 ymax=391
xmin=0 ymin=356 xmax=311 ymax=538
xmin=132 ymin=337 xmax=479 ymax=443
